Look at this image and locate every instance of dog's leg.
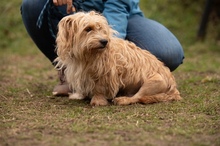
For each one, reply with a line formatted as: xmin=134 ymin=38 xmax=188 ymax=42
xmin=90 ymin=94 xmax=109 ymax=106
xmin=114 ymin=74 xmax=181 ymax=105
xmin=138 ymin=93 xmax=181 ymax=104
xmin=114 ymin=93 xmax=181 ymax=105
xmin=69 ymin=92 xmax=85 ymax=100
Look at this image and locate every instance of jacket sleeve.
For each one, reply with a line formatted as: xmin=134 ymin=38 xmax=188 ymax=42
xmin=102 ymin=0 xmax=132 ymax=39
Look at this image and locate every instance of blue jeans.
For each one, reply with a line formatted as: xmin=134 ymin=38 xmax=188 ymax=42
xmin=21 ymin=0 xmax=184 ymax=71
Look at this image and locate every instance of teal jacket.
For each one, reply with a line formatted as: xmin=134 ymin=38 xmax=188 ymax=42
xmin=75 ymin=0 xmax=144 ymax=38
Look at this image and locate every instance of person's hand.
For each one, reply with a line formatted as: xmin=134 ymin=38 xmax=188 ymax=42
xmin=53 ymin=0 xmax=75 ymax=14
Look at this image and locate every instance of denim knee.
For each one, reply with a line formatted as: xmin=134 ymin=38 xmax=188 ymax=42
xmin=21 ymin=0 xmax=43 ymax=14
xmin=21 ymin=0 xmax=58 ymax=62
xmin=164 ymin=44 xmax=184 ymax=71
xmin=126 ymin=15 xmax=184 ymax=71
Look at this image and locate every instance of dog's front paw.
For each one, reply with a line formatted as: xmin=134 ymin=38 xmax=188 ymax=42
xmin=69 ymin=93 xmax=85 ymax=100
xmin=113 ymin=97 xmax=132 ymax=105
xmin=90 ymin=95 xmax=109 ymax=106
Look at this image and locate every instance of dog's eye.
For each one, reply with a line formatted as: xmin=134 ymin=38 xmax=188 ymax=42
xmin=85 ymin=27 xmax=93 ymax=32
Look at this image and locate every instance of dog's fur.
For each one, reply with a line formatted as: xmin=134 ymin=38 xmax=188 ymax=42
xmin=55 ymin=11 xmax=182 ymax=106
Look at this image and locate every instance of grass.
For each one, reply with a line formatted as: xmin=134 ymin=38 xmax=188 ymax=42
xmin=0 ymin=0 xmax=220 ymax=146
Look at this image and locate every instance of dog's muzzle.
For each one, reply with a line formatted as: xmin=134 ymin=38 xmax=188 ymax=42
xmin=99 ymin=39 xmax=108 ymax=48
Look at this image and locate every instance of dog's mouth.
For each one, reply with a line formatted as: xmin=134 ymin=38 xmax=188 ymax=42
xmin=96 ymin=45 xmax=106 ymax=50
xmin=92 ymin=39 xmax=108 ymax=50
xmin=90 ymin=45 xmax=107 ymax=52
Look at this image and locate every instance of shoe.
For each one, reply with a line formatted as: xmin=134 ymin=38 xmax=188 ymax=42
xmin=52 ymin=68 xmax=71 ymax=96
xmin=52 ymin=83 xmax=71 ymax=96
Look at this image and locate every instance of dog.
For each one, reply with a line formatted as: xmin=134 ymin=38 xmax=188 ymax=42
xmin=55 ymin=11 xmax=182 ymax=106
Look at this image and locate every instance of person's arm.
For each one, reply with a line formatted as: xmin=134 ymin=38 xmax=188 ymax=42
xmin=103 ymin=0 xmax=132 ymax=39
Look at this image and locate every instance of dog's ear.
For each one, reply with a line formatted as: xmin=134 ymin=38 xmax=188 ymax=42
xmin=57 ymin=16 xmax=76 ymax=43
xmin=56 ymin=16 xmax=77 ymax=59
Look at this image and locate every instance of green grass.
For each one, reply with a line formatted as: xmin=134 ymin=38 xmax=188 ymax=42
xmin=1 ymin=0 xmax=220 ymax=146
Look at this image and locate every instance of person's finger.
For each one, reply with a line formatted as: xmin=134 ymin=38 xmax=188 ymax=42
xmin=62 ymin=0 xmax=67 ymax=5
xmin=53 ymin=0 xmax=65 ymax=6
xmin=66 ymin=0 xmax=73 ymax=14
xmin=53 ymin=0 xmax=58 ymax=6
xmin=58 ymin=0 xmax=64 ymax=5
xmin=72 ymin=6 xmax=76 ymax=12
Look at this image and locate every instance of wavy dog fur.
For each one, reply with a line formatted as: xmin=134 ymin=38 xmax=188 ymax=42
xmin=55 ymin=11 xmax=182 ymax=106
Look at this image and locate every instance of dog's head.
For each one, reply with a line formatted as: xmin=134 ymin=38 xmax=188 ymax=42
xmin=56 ymin=11 xmax=117 ymax=61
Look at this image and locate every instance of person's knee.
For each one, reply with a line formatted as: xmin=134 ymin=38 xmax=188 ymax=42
xmin=21 ymin=0 xmax=45 ymax=15
xmin=21 ymin=0 xmax=34 ymax=10
xmin=164 ymin=44 xmax=184 ymax=71
xmin=21 ymin=0 xmax=27 ymax=14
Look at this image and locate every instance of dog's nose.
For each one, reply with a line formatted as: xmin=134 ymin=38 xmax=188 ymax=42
xmin=99 ymin=39 xmax=108 ymax=47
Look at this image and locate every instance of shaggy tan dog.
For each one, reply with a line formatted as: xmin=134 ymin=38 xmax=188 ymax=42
xmin=55 ymin=11 xmax=182 ymax=106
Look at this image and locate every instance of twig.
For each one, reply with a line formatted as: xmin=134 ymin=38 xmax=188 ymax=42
xmin=0 ymin=94 xmax=7 ymax=100
xmin=26 ymin=88 xmax=33 ymax=97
